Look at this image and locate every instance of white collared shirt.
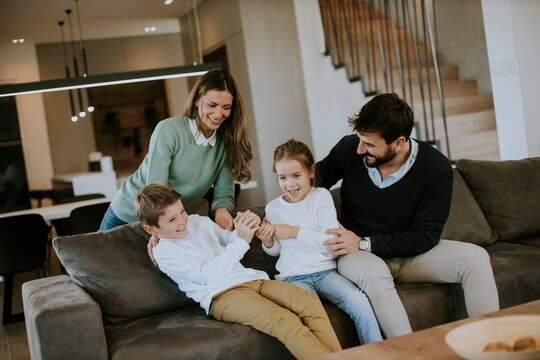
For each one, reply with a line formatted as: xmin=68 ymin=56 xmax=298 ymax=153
xmin=362 ymin=138 xmax=419 ymax=252
xmin=365 ymin=138 xmax=419 ymax=189
xmin=188 ymin=118 xmax=217 ymax=147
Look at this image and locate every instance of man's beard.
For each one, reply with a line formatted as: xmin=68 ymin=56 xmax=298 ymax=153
xmin=365 ymin=147 xmax=396 ymax=167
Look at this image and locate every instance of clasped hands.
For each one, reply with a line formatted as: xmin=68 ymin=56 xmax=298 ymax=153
xmin=255 ymin=219 xmax=360 ymax=256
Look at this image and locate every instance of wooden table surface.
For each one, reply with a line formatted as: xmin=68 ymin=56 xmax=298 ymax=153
xmin=312 ymin=300 xmax=540 ymax=360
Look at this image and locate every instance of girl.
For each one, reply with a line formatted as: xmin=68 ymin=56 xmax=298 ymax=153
xmin=99 ymin=69 xmax=252 ymax=232
xmin=256 ymin=139 xmax=382 ymax=345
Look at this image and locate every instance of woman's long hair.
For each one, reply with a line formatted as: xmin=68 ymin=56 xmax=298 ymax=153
xmin=183 ymin=69 xmax=252 ymax=183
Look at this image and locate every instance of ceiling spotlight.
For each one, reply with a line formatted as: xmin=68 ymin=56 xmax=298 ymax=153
xmin=12 ymin=39 xmax=18 ymax=43
xmin=150 ymin=26 xmax=157 ymax=32
xmin=79 ymin=111 xmax=86 ymax=117
xmin=164 ymin=0 xmax=173 ymax=4
xmin=19 ymin=39 xmax=25 ymax=43
xmin=71 ymin=115 xmax=78 ymax=122
xmin=87 ymin=105 xmax=95 ymax=112
xmin=144 ymin=27 xmax=150 ymax=32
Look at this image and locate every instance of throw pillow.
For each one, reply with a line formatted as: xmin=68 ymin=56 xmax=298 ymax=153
xmin=456 ymin=157 xmax=540 ymax=242
xmin=53 ymin=199 xmax=209 ymax=324
xmin=441 ymin=169 xmax=496 ymax=246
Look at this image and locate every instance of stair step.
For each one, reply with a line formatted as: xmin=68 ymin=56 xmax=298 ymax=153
xmin=413 ymin=95 xmax=493 ymax=118
xmin=416 ymin=110 xmax=496 ymax=139
xmin=444 ymin=130 xmax=500 ymax=161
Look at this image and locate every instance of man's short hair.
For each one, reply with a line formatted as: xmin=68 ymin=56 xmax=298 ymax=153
xmin=348 ymin=93 xmax=414 ymax=144
xmin=135 ymin=184 xmax=183 ymax=227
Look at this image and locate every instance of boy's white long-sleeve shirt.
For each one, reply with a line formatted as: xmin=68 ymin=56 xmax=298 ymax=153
xmin=263 ymin=187 xmax=339 ymax=280
xmin=153 ymin=215 xmax=268 ymax=313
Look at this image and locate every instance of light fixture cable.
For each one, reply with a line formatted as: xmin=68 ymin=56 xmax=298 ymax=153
xmin=66 ymin=8 xmax=86 ymax=118
xmin=58 ymin=21 xmax=78 ymax=122
xmin=73 ymin=0 xmax=94 ymax=112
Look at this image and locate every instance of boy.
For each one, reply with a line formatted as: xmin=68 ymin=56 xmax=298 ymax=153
xmin=135 ymin=184 xmax=341 ymax=359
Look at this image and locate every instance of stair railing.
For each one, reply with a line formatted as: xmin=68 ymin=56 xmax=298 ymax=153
xmin=318 ymin=0 xmax=451 ymax=160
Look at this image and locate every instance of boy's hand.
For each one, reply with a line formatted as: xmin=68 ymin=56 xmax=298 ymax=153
xmin=256 ymin=219 xmax=275 ymax=248
xmin=215 ymin=207 xmax=233 ymax=230
xmin=273 ymin=224 xmax=299 ymax=241
xmin=234 ymin=210 xmax=261 ymax=244
xmin=147 ymin=234 xmax=160 ymax=267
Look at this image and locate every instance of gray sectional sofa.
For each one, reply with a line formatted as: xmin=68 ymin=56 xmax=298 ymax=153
xmin=22 ymin=157 xmax=540 ymax=360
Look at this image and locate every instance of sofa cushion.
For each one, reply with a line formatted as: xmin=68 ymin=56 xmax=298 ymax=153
xmin=456 ymin=157 xmax=540 ymax=242
xmin=53 ymin=199 xmax=208 ymax=324
xmin=485 ymin=242 xmax=540 ymax=309
xmin=104 ymin=306 xmax=294 ymax=360
xmin=514 ymin=236 xmax=540 ymax=248
xmin=441 ymin=169 xmax=495 ymax=246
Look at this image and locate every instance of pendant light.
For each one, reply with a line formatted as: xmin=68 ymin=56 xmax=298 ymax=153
xmin=74 ymin=0 xmax=94 ymax=113
xmin=65 ymin=8 xmax=86 ymax=119
xmin=58 ymin=21 xmax=78 ymax=122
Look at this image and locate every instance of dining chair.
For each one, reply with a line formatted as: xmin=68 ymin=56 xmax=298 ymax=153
xmin=0 ymin=214 xmax=50 ymax=324
xmin=68 ymin=201 xmax=111 ymax=235
xmin=52 ymin=193 xmax=106 ymax=236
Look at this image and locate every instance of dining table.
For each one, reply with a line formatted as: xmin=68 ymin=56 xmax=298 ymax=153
xmin=0 ymin=197 xmax=111 ymax=221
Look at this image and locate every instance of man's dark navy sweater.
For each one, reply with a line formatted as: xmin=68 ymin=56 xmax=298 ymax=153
xmin=317 ymin=135 xmax=453 ymax=259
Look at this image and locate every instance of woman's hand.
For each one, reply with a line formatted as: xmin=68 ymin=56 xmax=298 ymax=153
xmin=147 ymin=234 xmax=160 ymax=267
xmin=256 ymin=219 xmax=276 ymax=248
xmin=273 ymin=224 xmax=299 ymax=241
xmin=215 ymin=207 xmax=234 ymax=230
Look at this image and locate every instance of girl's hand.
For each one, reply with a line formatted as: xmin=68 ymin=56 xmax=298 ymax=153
xmin=234 ymin=210 xmax=261 ymax=244
xmin=273 ymin=224 xmax=299 ymax=241
xmin=147 ymin=234 xmax=160 ymax=267
xmin=256 ymin=221 xmax=276 ymax=248
xmin=215 ymin=207 xmax=234 ymax=230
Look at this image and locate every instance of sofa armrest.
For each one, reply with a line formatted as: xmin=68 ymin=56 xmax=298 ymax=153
xmin=22 ymin=275 xmax=108 ymax=360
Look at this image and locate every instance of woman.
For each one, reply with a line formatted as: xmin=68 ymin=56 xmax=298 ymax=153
xmin=99 ymin=69 xmax=252 ymax=231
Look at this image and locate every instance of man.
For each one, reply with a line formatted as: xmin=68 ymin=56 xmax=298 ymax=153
xmin=317 ymin=93 xmax=499 ymax=338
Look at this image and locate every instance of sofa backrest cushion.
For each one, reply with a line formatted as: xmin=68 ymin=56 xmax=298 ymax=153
xmin=53 ymin=199 xmax=208 ymax=324
xmin=456 ymin=157 xmax=540 ymax=242
xmin=441 ymin=169 xmax=496 ymax=246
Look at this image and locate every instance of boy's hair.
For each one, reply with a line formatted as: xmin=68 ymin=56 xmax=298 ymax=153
xmin=273 ymin=138 xmax=317 ymax=186
xmin=348 ymin=93 xmax=414 ymax=144
xmin=135 ymin=184 xmax=183 ymax=227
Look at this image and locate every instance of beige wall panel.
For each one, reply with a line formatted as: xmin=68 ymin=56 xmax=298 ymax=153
xmin=239 ymin=0 xmax=312 ymax=202
xmin=0 ymin=44 xmax=54 ymax=190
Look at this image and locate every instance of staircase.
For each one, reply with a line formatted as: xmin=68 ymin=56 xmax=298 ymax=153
xmin=318 ymin=0 xmax=499 ymax=161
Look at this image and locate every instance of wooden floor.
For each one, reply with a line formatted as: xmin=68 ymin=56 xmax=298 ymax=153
xmin=0 ymin=236 xmax=64 ymax=360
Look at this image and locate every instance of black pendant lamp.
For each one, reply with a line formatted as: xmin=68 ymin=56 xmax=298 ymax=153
xmin=58 ymin=21 xmax=78 ymax=122
xmin=74 ymin=0 xmax=94 ymax=113
xmin=66 ymin=8 xmax=86 ymax=119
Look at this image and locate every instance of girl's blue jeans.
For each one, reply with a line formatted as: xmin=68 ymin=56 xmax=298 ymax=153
xmin=282 ymin=268 xmax=383 ymax=344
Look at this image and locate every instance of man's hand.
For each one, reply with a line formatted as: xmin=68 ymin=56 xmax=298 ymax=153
xmin=215 ymin=207 xmax=234 ymax=230
xmin=147 ymin=234 xmax=160 ymax=267
xmin=256 ymin=219 xmax=275 ymax=248
xmin=323 ymin=222 xmax=360 ymax=256
xmin=273 ymin=224 xmax=299 ymax=241
xmin=234 ymin=210 xmax=261 ymax=244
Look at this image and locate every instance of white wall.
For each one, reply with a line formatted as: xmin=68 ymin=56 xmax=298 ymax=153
xmin=481 ymin=0 xmax=536 ymax=159
xmin=436 ymin=0 xmax=492 ymax=95
xmin=239 ymin=0 xmax=314 ymax=201
xmin=0 ymin=44 xmax=54 ymax=190
xmin=510 ymin=0 xmax=540 ymax=157
xmin=293 ymin=0 xmax=363 ymax=162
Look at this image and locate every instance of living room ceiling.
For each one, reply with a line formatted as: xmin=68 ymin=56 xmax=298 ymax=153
xmin=0 ymin=0 xmax=204 ymax=46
